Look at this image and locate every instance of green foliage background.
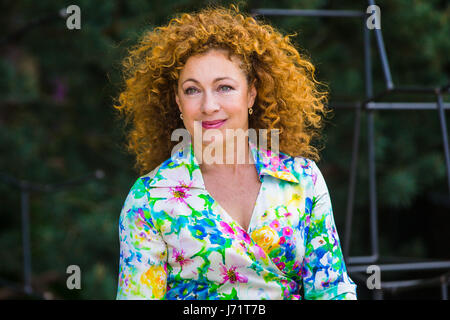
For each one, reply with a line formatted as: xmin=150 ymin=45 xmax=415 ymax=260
xmin=0 ymin=0 xmax=449 ymax=299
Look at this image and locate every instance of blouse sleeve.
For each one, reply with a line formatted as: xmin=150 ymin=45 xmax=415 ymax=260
xmin=116 ymin=177 xmax=168 ymax=300
xmin=301 ymin=161 xmax=357 ymax=300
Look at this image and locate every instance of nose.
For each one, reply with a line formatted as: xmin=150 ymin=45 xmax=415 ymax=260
xmin=201 ymin=90 xmax=220 ymax=115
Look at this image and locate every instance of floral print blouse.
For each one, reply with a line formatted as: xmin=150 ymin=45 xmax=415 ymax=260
xmin=116 ymin=140 xmax=357 ymax=300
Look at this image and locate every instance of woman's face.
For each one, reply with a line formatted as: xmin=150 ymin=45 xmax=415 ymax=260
xmin=175 ymin=49 xmax=256 ymax=149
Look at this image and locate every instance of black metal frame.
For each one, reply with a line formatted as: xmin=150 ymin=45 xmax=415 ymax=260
xmin=0 ymin=170 xmax=104 ymax=298
xmin=252 ymin=0 xmax=450 ymax=300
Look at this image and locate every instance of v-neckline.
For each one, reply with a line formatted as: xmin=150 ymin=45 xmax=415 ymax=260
xmin=200 ymin=174 xmax=264 ymax=235
xmin=220 ymin=182 xmax=263 ymax=235
xmin=193 ymin=140 xmax=264 ymax=234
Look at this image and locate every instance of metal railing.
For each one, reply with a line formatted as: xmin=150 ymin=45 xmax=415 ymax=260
xmin=252 ymin=0 xmax=450 ymax=300
xmin=0 ymin=170 xmax=105 ymax=298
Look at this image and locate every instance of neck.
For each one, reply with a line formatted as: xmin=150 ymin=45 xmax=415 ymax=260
xmin=194 ymin=138 xmax=254 ymax=175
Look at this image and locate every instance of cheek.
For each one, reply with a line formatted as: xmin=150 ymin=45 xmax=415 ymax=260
xmin=180 ymin=100 xmax=200 ymax=119
xmin=227 ymin=103 xmax=249 ymax=121
xmin=223 ymin=96 xmax=249 ymax=114
xmin=182 ymin=114 xmax=196 ymax=134
xmin=182 ymin=110 xmax=201 ymax=136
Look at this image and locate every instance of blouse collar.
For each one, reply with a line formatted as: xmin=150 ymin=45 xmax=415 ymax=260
xmin=145 ymin=139 xmax=300 ymax=189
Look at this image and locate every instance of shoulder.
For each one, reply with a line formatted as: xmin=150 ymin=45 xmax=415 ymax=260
xmin=134 ymin=149 xmax=202 ymax=189
xmin=282 ymin=154 xmax=321 ymax=187
xmin=293 ymin=157 xmax=330 ymax=197
xmin=138 ymin=160 xmax=168 ymax=189
xmin=122 ymin=157 xmax=170 ymax=197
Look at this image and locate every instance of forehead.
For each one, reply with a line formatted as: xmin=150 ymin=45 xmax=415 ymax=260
xmin=179 ymin=49 xmax=246 ymax=81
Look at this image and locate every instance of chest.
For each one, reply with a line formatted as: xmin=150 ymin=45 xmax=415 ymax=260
xmin=202 ymin=170 xmax=262 ymax=232
xmin=154 ymin=177 xmax=311 ymax=287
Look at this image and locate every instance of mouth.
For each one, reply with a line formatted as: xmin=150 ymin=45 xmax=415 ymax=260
xmin=201 ymin=119 xmax=227 ymax=129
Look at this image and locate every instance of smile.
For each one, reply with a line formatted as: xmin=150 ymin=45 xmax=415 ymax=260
xmin=201 ymin=119 xmax=227 ymax=129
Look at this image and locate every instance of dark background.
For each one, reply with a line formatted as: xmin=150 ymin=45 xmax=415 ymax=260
xmin=0 ymin=0 xmax=449 ymax=299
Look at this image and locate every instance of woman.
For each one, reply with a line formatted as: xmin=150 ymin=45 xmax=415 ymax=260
xmin=114 ymin=5 xmax=357 ymax=300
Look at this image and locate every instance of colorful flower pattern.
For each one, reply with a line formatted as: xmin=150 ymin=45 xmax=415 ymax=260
xmin=116 ymin=140 xmax=357 ymax=300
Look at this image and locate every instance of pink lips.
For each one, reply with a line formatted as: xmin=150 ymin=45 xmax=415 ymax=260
xmin=201 ymin=119 xmax=226 ymax=129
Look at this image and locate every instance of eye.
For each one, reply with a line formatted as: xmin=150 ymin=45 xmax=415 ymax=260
xmin=219 ymin=85 xmax=234 ymax=93
xmin=184 ymin=87 xmax=199 ymax=95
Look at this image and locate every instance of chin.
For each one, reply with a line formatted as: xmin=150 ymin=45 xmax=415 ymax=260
xmin=202 ymin=135 xmax=224 ymax=146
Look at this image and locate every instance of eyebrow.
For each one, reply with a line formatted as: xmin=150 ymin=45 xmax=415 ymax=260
xmin=182 ymin=77 xmax=235 ymax=85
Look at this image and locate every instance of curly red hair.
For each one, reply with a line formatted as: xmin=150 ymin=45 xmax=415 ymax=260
xmin=114 ymin=5 xmax=330 ymax=175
